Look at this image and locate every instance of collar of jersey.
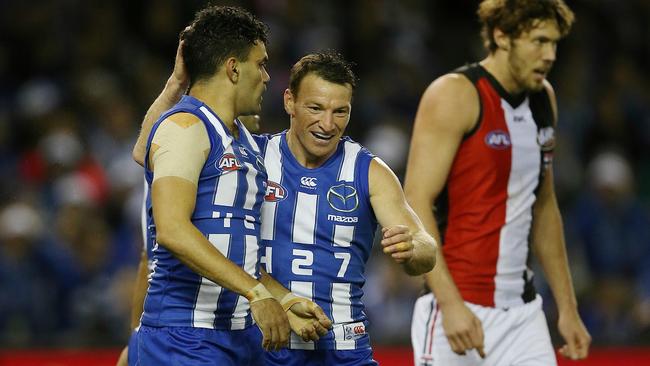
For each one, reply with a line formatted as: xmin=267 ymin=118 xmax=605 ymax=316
xmin=180 ymin=95 xmax=244 ymax=144
xmin=279 ymin=131 xmax=344 ymax=172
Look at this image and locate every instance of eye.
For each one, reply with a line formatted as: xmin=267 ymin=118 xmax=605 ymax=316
xmin=307 ymin=105 xmax=321 ymax=112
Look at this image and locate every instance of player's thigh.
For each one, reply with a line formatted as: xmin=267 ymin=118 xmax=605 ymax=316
xmin=510 ymin=306 xmax=556 ymax=366
xmin=411 ymin=293 xmax=437 ymax=366
xmin=264 ymin=349 xmax=307 ymax=366
xmin=127 ymin=330 xmax=138 ymax=366
xmin=138 ymin=325 xmax=264 ymax=366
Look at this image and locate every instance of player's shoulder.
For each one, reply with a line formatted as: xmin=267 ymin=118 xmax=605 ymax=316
xmin=161 ymin=112 xmax=203 ymax=129
xmin=252 ymin=131 xmax=284 ymax=154
xmin=339 ymin=136 xmax=375 ymax=159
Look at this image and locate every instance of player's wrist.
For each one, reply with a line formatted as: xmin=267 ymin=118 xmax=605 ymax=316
xmin=280 ymin=292 xmax=307 ymax=312
xmin=245 ymin=283 xmax=274 ymax=304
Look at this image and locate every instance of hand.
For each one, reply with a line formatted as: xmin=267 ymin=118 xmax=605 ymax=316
xmin=171 ymin=27 xmax=190 ymax=93
xmin=381 ymin=225 xmax=414 ymax=264
xmin=286 ymin=299 xmax=332 ymax=341
xmin=250 ymin=297 xmax=290 ymax=351
xmin=440 ymin=301 xmax=486 ymax=358
xmin=557 ymin=310 xmax=591 ymax=360
xmin=115 ymin=345 xmax=128 ymax=366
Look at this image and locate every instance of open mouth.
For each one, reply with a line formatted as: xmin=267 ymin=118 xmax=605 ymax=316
xmin=533 ymin=69 xmax=548 ymax=78
xmin=311 ymin=132 xmax=334 ymax=141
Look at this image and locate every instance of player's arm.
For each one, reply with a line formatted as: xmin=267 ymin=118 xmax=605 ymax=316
xmin=151 ymin=114 xmax=288 ymax=350
xmin=133 ymin=33 xmax=189 ymax=166
xmin=368 ymin=158 xmax=437 ymax=276
xmin=259 ymin=268 xmax=331 ymax=341
xmin=531 ymin=81 xmax=590 ymax=360
xmin=403 ymin=74 xmax=485 ymax=357
xmin=115 ymin=243 xmax=151 ymax=366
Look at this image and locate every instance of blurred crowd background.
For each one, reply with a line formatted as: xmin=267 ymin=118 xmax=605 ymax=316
xmin=0 ymin=0 xmax=649 ymax=349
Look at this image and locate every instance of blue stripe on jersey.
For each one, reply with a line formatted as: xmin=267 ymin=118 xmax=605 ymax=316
xmin=255 ymin=131 xmax=377 ymax=350
xmin=142 ymin=95 xmax=267 ymax=330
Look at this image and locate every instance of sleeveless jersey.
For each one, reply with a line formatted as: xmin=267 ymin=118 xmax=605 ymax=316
xmin=141 ymin=95 xmax=268 ymax=330
xmin=437 ymin=63 xmax=555 ymax=309
xmin=255 ymin=132 xmax=377 ymax=350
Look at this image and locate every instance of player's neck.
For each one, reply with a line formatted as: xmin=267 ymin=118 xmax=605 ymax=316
xmin=189 ymin=80 xmax=238 ymax=136
xmin=286 ymin=129 xmax=331 ymax=169
xmin=480 ymin=54 xmax=525 ymax=95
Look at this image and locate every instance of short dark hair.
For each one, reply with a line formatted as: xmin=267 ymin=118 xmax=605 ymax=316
xmin=478 ymin=0 xmax=575 ymax=53
xmin=182 ymin=6 xmax=269 ymax=84
xmin=289 ymin=51 xmax=357 ymax=97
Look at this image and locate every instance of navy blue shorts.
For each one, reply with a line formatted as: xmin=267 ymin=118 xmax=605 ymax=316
xmin=127 ymin=330 xmax=138 ymax=366
xmin=265 ymin=348 xmax=378 ymax=366
xmin=138 ymin=325 xmax=264 ymax=366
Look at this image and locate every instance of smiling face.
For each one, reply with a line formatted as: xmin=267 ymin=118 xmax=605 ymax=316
xmin=505 ymin=19 xmax=560 ymax=92
xmin=284 ymin=73 xmax=353 ymax=168
xmin=236 ymin=41 xmax=270 ymax=115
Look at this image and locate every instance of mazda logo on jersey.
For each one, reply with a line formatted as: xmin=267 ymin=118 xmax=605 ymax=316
xmin=484 ymin=130 xmax=511 ymax=150
xmin=327 ymin=183 xmax=359 ymax=213
xmin=217 ymin=153 xmax=242 ymax=171
xmin=537 ymin=126 xmax=555 ymax=152
xmin=265 ymin=181 xmax=287 ymax=202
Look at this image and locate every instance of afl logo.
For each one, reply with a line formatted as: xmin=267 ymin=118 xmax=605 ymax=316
xmin=327 ymin=183 xmax=359 ymax=213
xmin=537 ymin=126 xmax=555 ymax=152
xmin=217 ymin=153 xmax=242 ymax=171
xmin=265 ymin=181 xmax=287 ymax=202
xmin=485 ymin=130 xmax=511 ymax=150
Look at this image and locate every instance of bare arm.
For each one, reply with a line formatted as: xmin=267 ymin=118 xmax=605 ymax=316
xmin=133 ymin=37 xmax=189 ymax=166
xmin=404 ymin=74 xmax=485 ymax=357
xmin=369 ymin=158 xmax=437 ymax=276
xmin=531 ymin=82 xmax=590 ymax=360
xmin=129 ymin=249 xmax=150 ymax=329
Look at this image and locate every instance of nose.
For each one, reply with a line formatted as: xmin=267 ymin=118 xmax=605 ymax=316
xmin=262 ymin=67 xmax=270 ymax=83
xmin=320 ymin=111 xmax=335 ymax=132
xmin=543 ymin=42 xmax=557 ymax=63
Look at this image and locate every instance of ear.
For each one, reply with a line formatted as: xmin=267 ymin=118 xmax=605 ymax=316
xmin=493 ymin=28 xmax=510 ymax=51
xmin=225 ymin=57 xmax=239 ymax=83
xmin=283 ymin=89 xmax=295 ymax=116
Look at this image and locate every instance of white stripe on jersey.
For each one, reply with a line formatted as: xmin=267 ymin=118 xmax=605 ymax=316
xmin=333 ymin=224 xmax=354 ymax=247
xmin=193 ymin=233 xmax=231 ymax=328
xmin=290 ymin=281 xmax=315 ymax=350
xmin=495 ymin=99 xmax=540 ymax=308
xmin=331 ymin=283 xmax=353 ymax=324
xmin=337 ymin=141 xmax=362 ymax=182
xmin=243 ymin=163 xmax=259 ymax=210
xmin=238 ymin=120 xmax=260 ymax=153
xmin=292 ymin=192 xmax=318 ymax=244
xmin=141 ymin=178 xmax=148 ymax=250
xmin=261 ymin=135 xmax=282 ymax=240
xmin=231 ymin=234 xmax=259 ymax=330
xmin=199 ymin=106 xmax=231 ymax=149
xmin=213 ymin=146 xmax=238 ymax=206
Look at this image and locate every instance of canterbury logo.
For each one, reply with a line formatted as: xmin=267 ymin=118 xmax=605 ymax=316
xmin=327 ymin=183 xmax=359 ymax=213
xmin=300 ymin=176 xmax=317 ymax=187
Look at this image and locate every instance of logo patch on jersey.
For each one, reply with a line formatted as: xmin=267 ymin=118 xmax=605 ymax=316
xmin=255 ymin=155 xmax=266 ymax=173
xmin=327 ymin=214 xmax=358 ymax=223
xmin=300 ymin=176 xmax=317 ymax=188
xmin=484 ymin=130 xmax=511 ymax=150
xmin=265 ymin=181 xmax=287 ymax=202
xmin=343 ymin=322 xmax=366 ymax=340
xmin=327 ymin=183 xmax=359 ymax=213
xmin=239 ymin=146 xmax=249 ymax=157
xmin=217 ymin=153 xmax=242 ymax=171
xmin=537 ymin=126 xmax=555 ymax=151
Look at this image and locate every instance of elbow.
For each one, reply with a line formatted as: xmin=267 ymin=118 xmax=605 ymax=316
xmin=132 ymin=148 xmax=145 ymax=167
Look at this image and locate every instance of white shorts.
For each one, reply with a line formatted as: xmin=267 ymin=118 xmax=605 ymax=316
xmin=411 ymin=293 xmax=556 ymax=366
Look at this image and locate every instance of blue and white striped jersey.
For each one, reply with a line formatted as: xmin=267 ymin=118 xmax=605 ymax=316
xmin=141 ymin=95 xmax=268 ymax=330
xmin=255 ymin=131 xmax=378 ymax=350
